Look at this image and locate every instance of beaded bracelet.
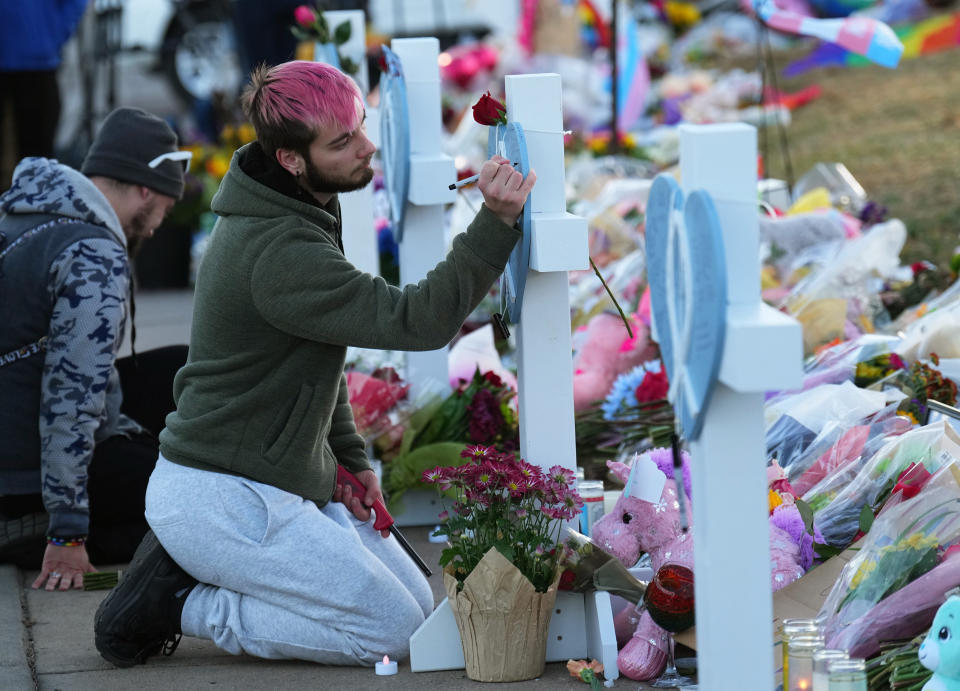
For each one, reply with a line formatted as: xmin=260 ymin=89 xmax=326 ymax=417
xmin=46 ymin=536 xmax=87 ymax=547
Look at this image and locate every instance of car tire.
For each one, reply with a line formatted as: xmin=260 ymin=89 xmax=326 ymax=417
xmin=160 ymin=1 xmax=241 ymax=103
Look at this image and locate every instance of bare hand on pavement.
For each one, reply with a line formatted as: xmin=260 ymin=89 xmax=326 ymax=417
xmin=32 ymin=544 xmax=96 ymax=591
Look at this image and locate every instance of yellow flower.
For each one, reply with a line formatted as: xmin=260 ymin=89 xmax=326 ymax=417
xmin=238 ymin=122 xmax=257 ymax=144
xmin=768 ymin=489 xmax=783 ymax=513
xmin=850 ymin=559 xmax=877 ymax=590
xmin=664 ymin=1 xmax=701 ymax=26
xmin=205 ymin=154 xmax=230 ymax=180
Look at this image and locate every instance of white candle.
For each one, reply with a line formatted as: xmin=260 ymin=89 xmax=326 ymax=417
xmin=375 ymin=654 xmax=398 ymax=675
xmin=812 ymin=649 xmax=848 ymax=691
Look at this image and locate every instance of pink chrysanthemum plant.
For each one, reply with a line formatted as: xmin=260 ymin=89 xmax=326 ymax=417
xmin=424 ymin=445 xmax=584 ymax=592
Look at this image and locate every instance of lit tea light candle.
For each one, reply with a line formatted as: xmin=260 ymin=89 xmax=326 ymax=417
xmin=375 ymin=654 xmax=398 ymax=676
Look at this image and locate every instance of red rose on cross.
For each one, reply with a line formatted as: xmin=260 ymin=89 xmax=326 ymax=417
xmin=472 ymin=91 xmax=507 ymax=126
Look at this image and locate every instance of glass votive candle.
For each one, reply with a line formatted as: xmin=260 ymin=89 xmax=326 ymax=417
xmin=828 ymin=658 xmax=867 ymax=691
xmin=780 ymin=619 xmax=822 ymax=683
xmin=812 ymin=649 xmax=849 ymax=691
xmin=787 ymin=636 xmax=825 ymax=691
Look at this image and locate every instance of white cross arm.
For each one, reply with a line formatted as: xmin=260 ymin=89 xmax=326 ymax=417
xmin=409 ymin=154 xmax=456 ymax=206
xmin=530 ymin=212 xmax=588 ymax=272
xmin=719 ymin=303 xmax=803 ymax=392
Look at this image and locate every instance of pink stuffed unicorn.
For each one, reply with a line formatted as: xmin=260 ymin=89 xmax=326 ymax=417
xmin=593 ymin=450 xmax=809 ymax=681
xmin=572 ymin=312 xmax=659 ymax=413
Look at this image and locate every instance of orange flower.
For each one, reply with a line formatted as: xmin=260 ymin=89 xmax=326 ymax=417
xmin=768 ymin=489 xmax=783 ymax=514
xmin=567 ymin=658 xmax=604 ymax=682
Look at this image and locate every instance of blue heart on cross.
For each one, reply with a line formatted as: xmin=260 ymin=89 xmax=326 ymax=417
xmin=645 ymin=174 xmax=728 ymax=441
xmin=487 ymin=122 xmax=532 ymax=324
xmin=378 ymin=45 xmax=410 ymax=242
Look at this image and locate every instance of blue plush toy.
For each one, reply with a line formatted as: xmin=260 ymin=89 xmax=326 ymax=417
xmin=919 ymin=595 xmax=960 ymax=691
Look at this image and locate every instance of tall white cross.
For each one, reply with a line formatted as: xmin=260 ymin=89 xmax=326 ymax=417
xmin=409 ymin=74 xmax=621 ymax=682
xmin=317 ymin=10 xmax=380 ymax=278
xmin=505 ymin=73 xmax=586 ymax=477
xmin=676 ymin=123 xmax=803 ymax=688
xmin=391 ymin=37 xmax=457 ymax=397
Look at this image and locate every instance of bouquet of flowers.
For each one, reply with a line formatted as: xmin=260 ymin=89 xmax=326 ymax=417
xmin=381 ymin=368 xmax=519 ymax=510
xmin=559 ymin=528 xmax=649 ymax=604
xmin=892 ymin=353 xmax=958 ymax=424
xmin=809 ymin=421 xmax=960 ymax=549
xmin=575 ymin=360 xmax=675 ymax=477
xmin=345 ymin=367 xmax=410 ymax=447
xmin=819 ymin=483 xmax=960 ymax=645
xmin=423 ymin=445 xmax=583 ymax=592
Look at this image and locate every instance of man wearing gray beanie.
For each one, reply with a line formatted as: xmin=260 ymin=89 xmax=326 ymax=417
xmin=0 ymin=106 xmax=191 ymax=590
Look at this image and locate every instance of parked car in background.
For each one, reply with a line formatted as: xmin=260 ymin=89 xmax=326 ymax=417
xmin=121 ymin=0 xmax=241 ymax=103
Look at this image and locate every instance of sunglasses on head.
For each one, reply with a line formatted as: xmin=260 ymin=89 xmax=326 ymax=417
xmin=147 ymin=150 xmax=193 ymax=173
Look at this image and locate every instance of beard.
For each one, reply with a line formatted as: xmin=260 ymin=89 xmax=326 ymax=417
xmin=124 ymin=200 xmax=159 ymax=257
xmin=302 ymin=155 xmax=374 ymax=195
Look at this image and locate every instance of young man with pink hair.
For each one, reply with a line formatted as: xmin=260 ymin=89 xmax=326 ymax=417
xmin=94 ymin=61 xmax=535 ymax=668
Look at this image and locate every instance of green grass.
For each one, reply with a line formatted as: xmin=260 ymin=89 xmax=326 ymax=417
xmin=758 ymin=44 xmax=960 ymax=264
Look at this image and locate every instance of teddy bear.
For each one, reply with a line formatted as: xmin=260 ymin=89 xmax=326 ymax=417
xmin=919 ymin=595 xmax=960 ymax=691
xmin=572 ymin=312 xmax=659 ymax=413
xmin=592 ymin=450 xmax=809 ymax=681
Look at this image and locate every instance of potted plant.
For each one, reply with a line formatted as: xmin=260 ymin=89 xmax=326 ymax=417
xmin=423 ymin=445 xmax=583 ymax=681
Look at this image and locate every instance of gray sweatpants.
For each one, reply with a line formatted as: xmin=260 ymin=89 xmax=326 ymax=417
xmin=144 ymin=456 xmax=433 ymax=665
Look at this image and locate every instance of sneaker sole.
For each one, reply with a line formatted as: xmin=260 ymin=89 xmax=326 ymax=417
xmin=94 ymin=530 xmax=165 ymax=668
xmin=0 ymin=512 xmax=49 ymax=556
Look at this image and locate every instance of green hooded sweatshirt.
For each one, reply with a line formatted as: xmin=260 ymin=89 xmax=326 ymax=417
xmin=158 ymin=142 xmax=521 ymax=507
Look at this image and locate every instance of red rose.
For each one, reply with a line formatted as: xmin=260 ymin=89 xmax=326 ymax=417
xmin=635 ymin=369 xmax=669 ymax=403
xmin=471 ymin=91 xmax=507 ymax=126
xmin=558 ymin=568 xmax=576 ymax=591
xmin=293 ymin=5 xmax=317 ymax=28
xmin=483 ymin=370 xmax=503 ymax=388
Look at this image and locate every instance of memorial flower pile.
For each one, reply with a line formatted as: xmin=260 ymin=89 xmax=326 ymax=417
xmin=575 ymin=360 xmax=675 ymax=475
xmin=380 ymin=368 xmax=519 ymax=509
xmin=345 ymin=367 xmax=410 ymax=443
xmin=424 ymin=445 xmax=583 ymax=592
xmin=893 ymin=353 xmax=958 ymax=424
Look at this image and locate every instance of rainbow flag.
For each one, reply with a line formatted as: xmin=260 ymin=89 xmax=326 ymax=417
xmin=755 ymin=0 xmax=904 ymax=67
xmin=617 ymin=10 xmax=650 ymax=131
xmin=785 ymin=10 xmax=960 ymax=75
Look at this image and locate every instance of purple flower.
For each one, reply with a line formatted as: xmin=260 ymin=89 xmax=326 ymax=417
xmin=467 ymin=388 xmax=504 ymax=443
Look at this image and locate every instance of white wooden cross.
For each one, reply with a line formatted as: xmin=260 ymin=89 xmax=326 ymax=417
xmin=674 ymin=124 xmax=804 ymax=688
xmin=409 ymin=73 xmax=620 ymax=683
xmin=391 ymin=37 xmax=457 ymax=399
xmin=316 ymin=10 xmax=380 ymax=278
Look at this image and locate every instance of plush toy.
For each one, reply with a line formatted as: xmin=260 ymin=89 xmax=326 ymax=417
xmin=593 ymin=451 xmax=809 ymax=681
xmin=572 ymin=312 xmax=658 ymax=413
xmin=919 ymin=595 xmax=960 ymax=691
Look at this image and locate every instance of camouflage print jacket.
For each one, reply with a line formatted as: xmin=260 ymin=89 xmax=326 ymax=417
xmin=0 ymin=157 xmax=142 ymax=538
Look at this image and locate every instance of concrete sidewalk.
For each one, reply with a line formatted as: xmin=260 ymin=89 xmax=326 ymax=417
xmin=0 ymin=289 xmax=660 ymax=690
xmin=4 ymin=526 xmax=606 ymax=691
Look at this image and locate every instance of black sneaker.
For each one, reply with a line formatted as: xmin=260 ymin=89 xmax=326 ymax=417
xmin=0 ymin=511 xmax=48 ymax=566
xmin=94 ymin=530 xmax=197 ymax=668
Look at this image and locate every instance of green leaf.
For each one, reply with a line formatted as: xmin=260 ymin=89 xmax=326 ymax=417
xmin=859 ymin=503 xmax=875 ymax=534
xmin=795 ymin=498 xmax=815 ymax=534
xmin=333 ymin=20 xmax=352 ymax=44
xmin=382 ymin=442 xmax=468 ymax=512
xmin=340 ymin=55 xmax=358 ymax=76
xmin=494 ymin=542 xmax=515 ymax=562
xmin=813 ymin=541 xmax=844 ymax=560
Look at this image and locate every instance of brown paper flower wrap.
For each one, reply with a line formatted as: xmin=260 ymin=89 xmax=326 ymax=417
xmin=444 ymin=547 xmax=561 ymax=682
